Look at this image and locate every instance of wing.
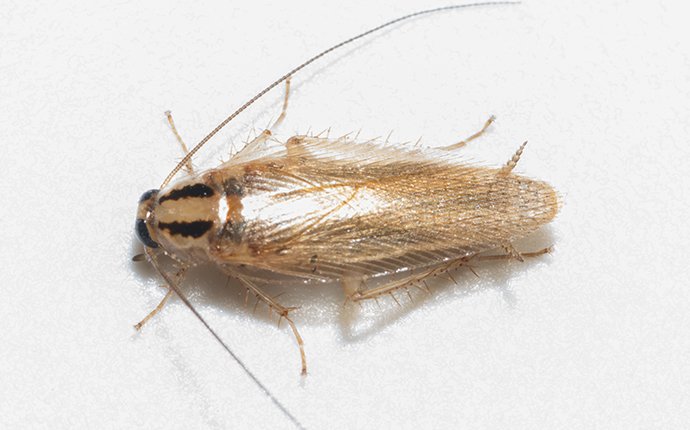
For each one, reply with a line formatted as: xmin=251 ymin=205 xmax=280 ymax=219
xmin=211 ymin=135 xmax=558 ymax=280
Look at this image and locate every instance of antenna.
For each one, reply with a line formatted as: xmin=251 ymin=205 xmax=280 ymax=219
xmin=159 ymin=1 xmax=519 ymax=189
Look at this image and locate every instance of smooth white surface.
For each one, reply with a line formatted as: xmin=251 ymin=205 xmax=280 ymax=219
xmin=2 ymin=1 xmax=689 ymax=428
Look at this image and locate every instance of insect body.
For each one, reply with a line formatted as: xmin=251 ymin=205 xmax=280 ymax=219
xmin=133 ymin=2 xmax=552 ymax=426
xmin=137 ymin=100 xmax=558 ymax=373
xmin=143 ymin=138 xmax=557 ymax=267
xmin=142 ymin=134 xmax=558 ymax=279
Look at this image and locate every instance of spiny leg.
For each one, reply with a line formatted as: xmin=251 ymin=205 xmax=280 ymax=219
xmin=344 ymin=267 xmax=442 ymax=304
xmin=442 ymin=115 xmax=495 ymax=151
xmin=236 ymin=275 xmax=307 ymax=375
xmin=475 ymin=246 xmax=551 ymax=263
xmin=165 ymin=111 xmax=194 ymax=175
xmin=499 ymin=141 xmax=527 ymax=176
xmin=134 ymin=266 xmax=187 ymax=330
xmin=236 ymin=77 xmax=292 ymax=156
xmin=346 ymin=246 xmax=551 ymax=303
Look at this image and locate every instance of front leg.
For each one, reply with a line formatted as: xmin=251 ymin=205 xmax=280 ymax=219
xmin=134 ymin=266 xmax=187 ymax=330
xmin=165 ymin=111 xmax=194 ymax=175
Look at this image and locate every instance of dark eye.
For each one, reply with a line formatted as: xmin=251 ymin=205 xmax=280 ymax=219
xmin=139 ymin=189 xmax=159 ymax=203
xmin=135 ymin=218 xmax=159 ymax=248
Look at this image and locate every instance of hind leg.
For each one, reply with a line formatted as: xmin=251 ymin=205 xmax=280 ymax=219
xmin=343 ymin=246 xmax=551 ymax=303
xmin=476 ymin=246 xmax=551 ymax=263
xmin=442 ymin=115 xmax=495 ymax=151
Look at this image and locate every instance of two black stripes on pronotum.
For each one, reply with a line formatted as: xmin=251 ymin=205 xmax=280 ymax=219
xmin=158 ymin=184 xmax=216 ymax=238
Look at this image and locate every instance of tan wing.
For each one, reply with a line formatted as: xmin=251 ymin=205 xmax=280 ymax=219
xmin=212 ymin=136 xmax=558 ymax=280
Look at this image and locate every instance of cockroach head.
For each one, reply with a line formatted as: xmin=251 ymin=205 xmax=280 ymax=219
xmin=135 ymin=189 xmax=160 ymax=248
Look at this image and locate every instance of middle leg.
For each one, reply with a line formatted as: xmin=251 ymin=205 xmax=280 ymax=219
xmin=236 ymin=77 xmax=292 ymax=156
xmin=235 ymin=274 xmax=307 ymax=375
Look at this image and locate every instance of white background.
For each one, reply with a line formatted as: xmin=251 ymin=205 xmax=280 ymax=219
xmin=2 ymin=1 xmax=689 ymax=428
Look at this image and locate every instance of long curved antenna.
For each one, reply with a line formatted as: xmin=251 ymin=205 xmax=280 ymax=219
xmin=144 ymin=248 xmax=305 ymax=429
xmin=159 ymin=1 xmax=519 ymax=189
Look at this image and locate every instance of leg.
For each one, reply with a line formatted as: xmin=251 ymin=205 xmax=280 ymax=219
xmin=475 ymin=246 xmax=551 ymax=263
xmin=134 ymin=267 xmax=187 ymax=330
xmin=442 ymin=115 xmax=495 ymax=151
xmin=165 ymin=111 xmax=194 ymax=175
xmin=235 ymin=77 xmax=292 ymax=157
xmin=236 ymin=275 xmax=307 ymax=375
xmin=344 ymin=268 xmax=439 ymax=304
xmin=345 ymin=246 xmax=551 ymax=303
xmin=271 ymin=76 xmax=291 ymax=130
xmin=134 ymin=288 xmax=173 ymax=330
xmin=502 ymin=243 xmax=524 ymax=262
xmin=499 ymin=141 xmax=527 ymax=176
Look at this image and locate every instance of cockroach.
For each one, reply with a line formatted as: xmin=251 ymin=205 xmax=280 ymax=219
xmin=133 ymin=2 xmax=554 ymax=427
